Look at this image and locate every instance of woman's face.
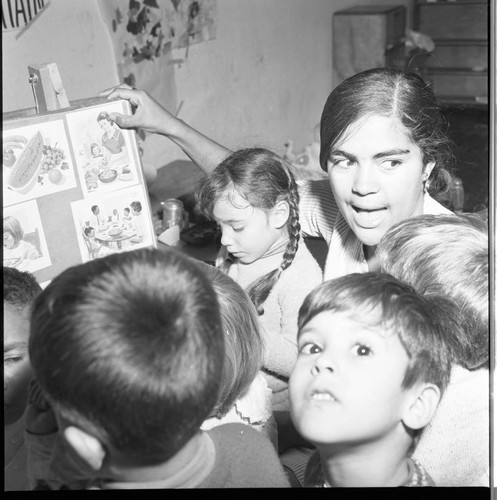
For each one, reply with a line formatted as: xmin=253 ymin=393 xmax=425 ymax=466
xmin=326 ymin=115 xmax=434 ymax=248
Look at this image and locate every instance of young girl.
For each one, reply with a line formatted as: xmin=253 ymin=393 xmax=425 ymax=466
xmin=198 ymin=263 xmax=276 ymax=448
xmin=195 ymin=148 xmax=323 ymax=412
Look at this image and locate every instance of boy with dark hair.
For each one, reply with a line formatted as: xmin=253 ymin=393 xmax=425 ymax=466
xmin=27 ymin=247 xmax=289 ymax=489
xmin=4 ymin=267 xmax=42 ymax=490
xmin=289 ymin=272 xmax=462 ymax=487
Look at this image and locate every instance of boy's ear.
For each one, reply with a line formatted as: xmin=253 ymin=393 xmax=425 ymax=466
xmin=402 ymin=383 xmax=441 ymax=430
xmin=63 ymin=425 xmax=107 ymax=471
xmin=270 ymin=200 xmax=290 ymax=229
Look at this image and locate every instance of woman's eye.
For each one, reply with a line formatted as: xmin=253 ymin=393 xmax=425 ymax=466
xmin=381 ymin=159 xmax=402 ymax=170
xmin=299 ymin=342 xmax=321 ymax=355
xmin=355 ymin=344 xmax=372 ymax=356
xmin=329 ymin=157 xmax=354 ymax=169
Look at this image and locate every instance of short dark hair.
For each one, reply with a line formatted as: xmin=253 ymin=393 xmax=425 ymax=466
xmin=130 ymin=201 xmax=142 ymax=212
xmin=29 ymin=248 xmax=224 ymax=465
xmin=4 ymin=266 xmax=42 ymax=312
xmin=298 ymin=272 xmax=462 ymax=396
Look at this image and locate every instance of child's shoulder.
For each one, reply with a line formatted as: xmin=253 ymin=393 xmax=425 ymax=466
xmin=203 ymin=424 xmax=290 ymax=488
xmin=281 ymin=241 xmax=323 ymax=283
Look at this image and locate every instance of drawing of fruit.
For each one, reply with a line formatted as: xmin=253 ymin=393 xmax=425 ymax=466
xmin=8 ymin=131 xmax=44 ymax=192
xmin=3 ymin=148 xmax=16 ymax=167
xmin=3 ymin=135 xmax=27 ymax=167
xmin=48 ymin=168 xmax=64 ymax=184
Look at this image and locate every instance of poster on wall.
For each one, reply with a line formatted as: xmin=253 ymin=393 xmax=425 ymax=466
xmin=2 ymin=0 xmax=50 ymax=33
xmin=2 ymin=97 xmax=157 ymax=285
xmin=96 ymin=0 xmax=217 ymax=170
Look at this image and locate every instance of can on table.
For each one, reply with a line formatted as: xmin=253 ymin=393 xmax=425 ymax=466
xmin=161 ymin=198 xmax=188 ymax=231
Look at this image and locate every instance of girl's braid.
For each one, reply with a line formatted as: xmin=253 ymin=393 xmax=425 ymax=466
xmin=279 ymin=169 xmax=301 ymax=273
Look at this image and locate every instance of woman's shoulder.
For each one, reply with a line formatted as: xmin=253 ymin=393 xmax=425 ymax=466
xmin=290 ymin=241 xmax=323 ymax=276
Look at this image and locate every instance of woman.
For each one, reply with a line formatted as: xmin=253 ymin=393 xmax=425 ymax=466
xmin=101 ymin=68 xmax=454 ymax=279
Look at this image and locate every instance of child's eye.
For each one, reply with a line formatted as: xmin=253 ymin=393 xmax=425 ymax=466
xmin=299 ymin=342 xmax=322 ymax=355
xmin=232 ymin=226 xmax=244 ymax=233
xmin=4 ymin=355 xmax=24 ymax=366
xmin=354 ymin=344 xmax=372 ymax=356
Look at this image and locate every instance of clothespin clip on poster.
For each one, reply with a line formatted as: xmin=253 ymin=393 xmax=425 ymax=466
xmin=27 ymin=63 xmax=70 ymax=114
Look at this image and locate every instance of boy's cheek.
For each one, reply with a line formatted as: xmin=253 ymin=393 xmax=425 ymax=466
xmin=4 ymin=360 xmax=33 ymax=409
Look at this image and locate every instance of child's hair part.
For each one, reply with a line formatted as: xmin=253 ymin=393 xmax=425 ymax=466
xmin=298 ymin=272 xmax=463 ymax=396
xmin=28 ymin=248 xmax=225 ymax=465
xmin=3 ymin=216 xmax=25 ymax=245
xmin=376 ymin=212 xmax=489 ymax=370
xmin=198 ymin=262 xmax=265 ymax=418
xmin=196 ymin=148 xmax=301 ymax=314
xmin=4 ymin=266 xmax=42 ymax=312
xmin=319 ymin=68 xmax=454 ymax=204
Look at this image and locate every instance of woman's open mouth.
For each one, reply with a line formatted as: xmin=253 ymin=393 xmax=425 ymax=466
xmin=351 ymin=205 xmax=387 ymax=228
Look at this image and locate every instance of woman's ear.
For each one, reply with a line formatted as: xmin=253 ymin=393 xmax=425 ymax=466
xmin=423 ymin=161 xmax=436 ymax=181
xmin=402 ymin=383 xmax=441 ymax=431
xmin=270 ymin=200 xmax=290 ymax=229
xmin=63 ymin=426 xmax=107 ymax=472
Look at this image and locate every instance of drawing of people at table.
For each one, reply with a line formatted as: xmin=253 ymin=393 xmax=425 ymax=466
xmin=83 ymin=226 xmax=112 ymax=259
xmin=88 ymin=205 xmax=108 ymax=230
xmin=130 ymin=201 xmax=145 ymax=244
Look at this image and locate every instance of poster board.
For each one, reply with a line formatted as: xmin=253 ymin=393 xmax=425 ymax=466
xmin=2 ymin=97 xmax=157 ymax=287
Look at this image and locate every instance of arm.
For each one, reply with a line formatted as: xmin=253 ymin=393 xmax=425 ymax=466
xmin=100 ymin=86 xmax=230 ymax=175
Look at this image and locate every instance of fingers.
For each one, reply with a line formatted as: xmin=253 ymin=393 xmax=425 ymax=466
xmin=99 ymin=83 xmax=133 ymax=98
xmin=108 ymin=112 xmax=135 ymax=129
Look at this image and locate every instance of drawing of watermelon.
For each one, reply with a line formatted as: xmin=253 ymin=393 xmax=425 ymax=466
xmin=8 ymin=131 xmax=44 ymax=193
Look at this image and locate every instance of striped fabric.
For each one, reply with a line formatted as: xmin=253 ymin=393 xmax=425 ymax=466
xmin=297 ymin=179 xmax=453 ymax=281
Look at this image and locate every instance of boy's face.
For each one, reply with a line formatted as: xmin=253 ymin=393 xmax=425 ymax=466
xmin=4 ymin=303 xmax=33 ymax=425
xmin=289 ymin=309 xmax=414 ymax=449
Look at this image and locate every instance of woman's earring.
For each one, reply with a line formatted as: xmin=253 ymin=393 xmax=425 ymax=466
xmin=422 ymin=172 xmax=430 ymax=193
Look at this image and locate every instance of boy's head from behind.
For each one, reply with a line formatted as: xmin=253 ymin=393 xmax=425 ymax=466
xmin=4 ymin=267 xmax=42 ymax=425
xmin=289 ymin=272 xmax=459 ymax=454
xmin=377 ymin=213 xmax=489 ymax=370
xmin=29 ymin=248 xmax=224 ymax=471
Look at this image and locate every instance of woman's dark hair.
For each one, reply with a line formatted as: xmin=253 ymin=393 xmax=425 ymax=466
xmin=319 ymin=68 xmax=454 ymax=205
xmin=196 ymin=148 xmax=301 ymax=315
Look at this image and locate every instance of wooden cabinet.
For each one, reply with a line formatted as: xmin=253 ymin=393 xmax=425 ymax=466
xmin=414 ymin=0 xmax=489 ymax=104
xmin=333 ymin=5 xmax=406 ymax=87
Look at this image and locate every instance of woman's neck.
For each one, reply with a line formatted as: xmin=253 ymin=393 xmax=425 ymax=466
xmin=363 ymin=244 xmax=380 ymax=272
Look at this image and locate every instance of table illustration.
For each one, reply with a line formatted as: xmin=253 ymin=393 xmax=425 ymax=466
xmin=94 ymin=225 xmax=136 ymax=250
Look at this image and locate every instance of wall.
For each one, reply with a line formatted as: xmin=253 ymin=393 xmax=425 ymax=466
xmin=3 ymin=0 xmax=414 ymax=182
xmin=2 ymin=0 xmax=119 ymax=113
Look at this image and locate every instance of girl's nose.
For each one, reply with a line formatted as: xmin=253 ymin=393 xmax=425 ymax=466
xmin=220 ymin=229 xmax=232 ymax=247
xmin=352 ymin=164 xmax=379 ymax=195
